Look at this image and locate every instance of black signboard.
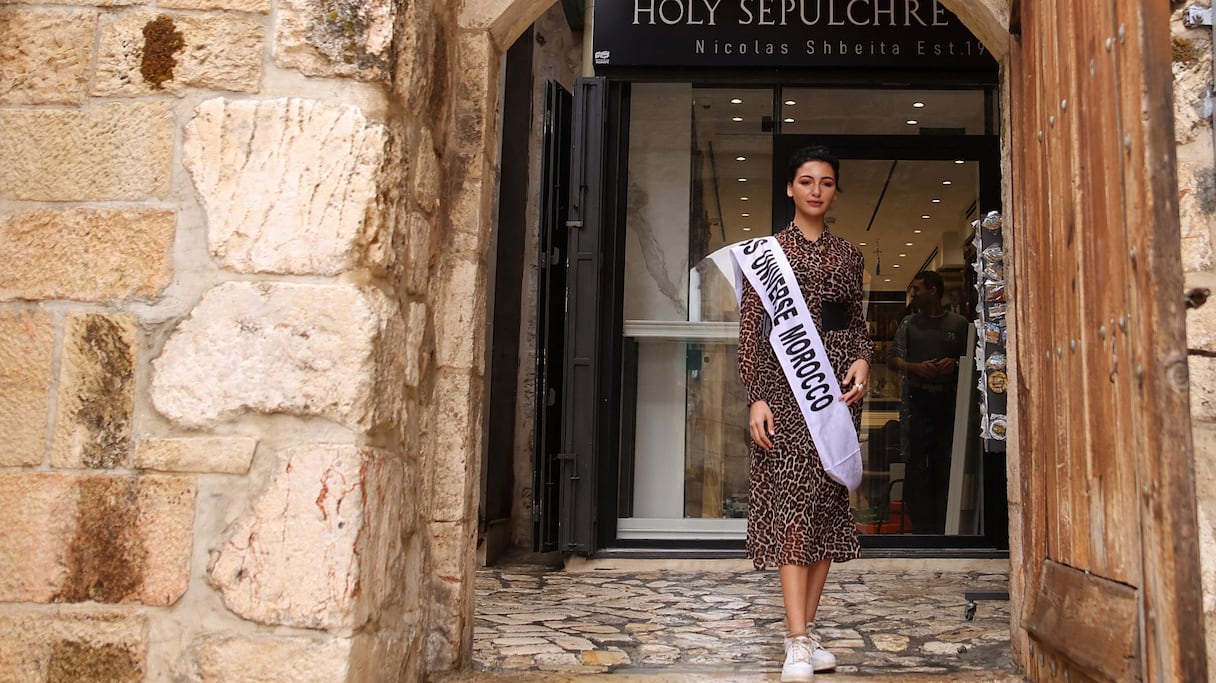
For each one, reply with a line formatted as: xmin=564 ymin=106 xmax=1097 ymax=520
xmin=592 ymin=0 xmax=996 ymax=70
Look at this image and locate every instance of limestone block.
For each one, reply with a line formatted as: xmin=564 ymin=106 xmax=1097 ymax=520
xmin=209 ymin=445 xmax=406 ymax=632
xmin=428 ymin=368 xmax=480 ymax=522
xmin=1191 ymin=356 xmax=1216 ymax=423
xmin=193 ymin=635 xmax=351 ymax=682
xmin=405 ymin=211 xmax=435 ymax=296
xmin=424 ymin=519 xmax=476 ymax=671
xmin=274 ymin=0 xmax=394 ymax=81
xmin=432 ymin=256 xmax=486 ymax=371
xmin=455 ymin=31 xmax=497 ymax=145
xmin=151 ymin=282 xmax=406 ymax=430
xmin=412 ymin=127 xmax=441 ymax=215
xmin=0 ymin=310 xmax=55 ymax=467
xmin=50 ymin=314 xmax=137 ymax=469
xmin=0 ymin=103 xmax=172 ymax=201
xmin=0 ymin=208 xmax=175 ymax=302
xmin=159 ymin=0 xmax=268 ymax=12
xmin=134 ymin=436 xmax=257 ymax=474
xmin=0 ymin=608 xmax=146 ymax=682
xmin=0 ymin=472 xmax=195 ymax=604
xmin=0 ymin=7 xmax=97 ymax=105
xmin=183 ymin=98 xmax=388 ymax=275
xmin=94 ymin=12 xmax=263 ymax=96
xmin=1183 ymin=234 xmax=1215 ymax=273
xmin=390 ymin=0 xmax=438 ymax=119
xmin=1 ymin=0 xmax=139 ymax=5
xmin=404 ymin=302 xmax=427 ymax=387
xmin=1171 ymin=15 xmax=1212 ymax=147
xmin=458 ymin=0 xmax=551 ymax=51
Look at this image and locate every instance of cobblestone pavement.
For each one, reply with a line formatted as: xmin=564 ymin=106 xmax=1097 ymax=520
xmin=435 ymin=557 xmax=1021 ymax=682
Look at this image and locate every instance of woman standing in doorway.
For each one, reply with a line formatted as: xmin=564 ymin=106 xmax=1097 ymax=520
xmin=737 ymin=145 xmax=872 ymax=681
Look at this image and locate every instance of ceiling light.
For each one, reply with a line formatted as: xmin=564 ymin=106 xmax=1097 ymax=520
xmin=931 ymin=198 xmax=942 ymax=203
xmin=743 ymin=227 xmax=752 ymax=231
xmin=731 ymin=98 xmax=743 ymax=104
xmin=942 ymin=180 xmax=952 ymax=185
xmin=738 ymin=178 xmax=748 ymax=182
xmin=921 ymin=215 xmax=930 ymax=219
xmin=893 ymin=264 xmax=902 ymax=268
xmin=906 ymin=119 xmax=918 ymax=125
xmin=905 ymin=242 xmax=914 ymax=247
xmin=736 ymin=156 xmax=747 ymax=161
xmin=899 ymin=253 xmax=907 ymax=257
xmin=914 ymin=229 xmax=923 ymax=234
xmin=858 ymin=242 xmax=867 ymax=246
xmin=732 ymin=116 xmax=744 ymax=122
xmin=740 ymin=196 xmax=750 ymax=201
xmin=741 ymin=213 xmax=750 ymax=217
xmin=885 ymin=278 xmax=892 ymax=282
xmin=955 ymin=159 xmax=966 ymax=164
xmin=784 ymin=100 xmax=797 ymax=106
xmin=783 ymin=118 xmax=795 ymax=123
xmin=913 ymin=102 xmax=925 ymax=108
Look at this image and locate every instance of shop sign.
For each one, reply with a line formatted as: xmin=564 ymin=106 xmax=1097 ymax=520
xmin=592 ymin=0 xmax=995 ymax=70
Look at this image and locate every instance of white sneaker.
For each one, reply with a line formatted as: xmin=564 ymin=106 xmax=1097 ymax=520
xmin=782 ymin=635 xmax=815 ymax=682
xmin=805 ymin=625 xmax=837 ymax=672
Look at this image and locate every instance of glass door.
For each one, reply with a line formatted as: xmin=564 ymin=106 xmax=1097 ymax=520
xmin=613 ymin=84 xmax=1002 ymax=546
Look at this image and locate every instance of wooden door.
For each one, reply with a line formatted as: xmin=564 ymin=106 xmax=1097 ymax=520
xmin=1009 ymin=1 xmax=1207 ymax=680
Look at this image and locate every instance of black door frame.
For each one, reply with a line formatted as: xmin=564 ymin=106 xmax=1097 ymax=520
xmin=547 ymin=78 xmax=1009 ymax=556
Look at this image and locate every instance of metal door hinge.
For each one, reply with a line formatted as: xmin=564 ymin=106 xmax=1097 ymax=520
xmin=1184 ymin=5 xmax=1212 ymax=27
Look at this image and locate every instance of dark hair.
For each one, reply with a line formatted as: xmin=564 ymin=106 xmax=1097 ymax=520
xmin=786 ymin=145 xmax=841 ymax=187
xmin=913 ymin=270 xmax=945 ymax=298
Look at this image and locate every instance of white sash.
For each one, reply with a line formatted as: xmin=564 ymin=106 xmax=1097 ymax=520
xmin=730 ymin=236 xmax=862 ymax=491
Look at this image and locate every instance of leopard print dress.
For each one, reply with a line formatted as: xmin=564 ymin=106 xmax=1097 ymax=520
xmin=738 ymin=224 xmax=873 ymax=570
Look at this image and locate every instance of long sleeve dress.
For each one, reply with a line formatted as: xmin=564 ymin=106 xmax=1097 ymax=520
xmin=737 ymin=224 xmax=873 ymax=570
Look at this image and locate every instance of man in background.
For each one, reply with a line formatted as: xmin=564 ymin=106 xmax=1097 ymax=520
xmin=887 ymin=271 xmax=970 ymax=534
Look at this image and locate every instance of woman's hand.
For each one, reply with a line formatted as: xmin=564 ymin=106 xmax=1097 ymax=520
xmin=841 ymin=359 xmax=870 ymax=407
xmin=749 ymin=400 xmax=775 ymax=450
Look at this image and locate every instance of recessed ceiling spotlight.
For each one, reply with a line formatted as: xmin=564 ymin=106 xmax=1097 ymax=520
xmin=893 ymin=264 xmax=902 ymax=268
xmin=931 ymin=198 xmax=942 ymax=203
xmin=906 ymin=120 xmax=919 ymax=125
xmin=740 ymin=196 xmax=750 ymax=201
xmin=783 ymin=118 xmax=795 ymax=123
xmin=913 ymin=102 xmax=925 ymax=108
xmin=732 ymin=116 xmax=744 ymax=122
xmin=899 ymin=253 xmax=907 ymax=257
xmin=914 ymin=229 xmax=923 ymax=234
xmin=942 ymin=180 xmax=952 ymax=185
xmin=905 ymin=242 xmax=914 ymax=247
xmin=921 ymin=215 xmax=931 ymax=219
xmin=738 ymin=178 xmax=748 ymax=182
xmin=784 ymin=100 xmax=797 ymax=106
xmin=742 ymin=227 xmax=752 ymax=231
xmin=885 ymin=278 xmax=892 ymax=282
xmin=741 ymin=213 xmax=750 ymax=217
xmin=730 ymin=98 xmax=743 ymax=104
xmin=955 ymin=159 xmax=966 ymax=164
xmin=858 ymin=242 xmax=867 ymax=246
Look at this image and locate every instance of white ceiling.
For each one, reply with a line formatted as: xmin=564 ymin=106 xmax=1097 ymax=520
xmin=693 ymin=87 xmax=988 ymax=292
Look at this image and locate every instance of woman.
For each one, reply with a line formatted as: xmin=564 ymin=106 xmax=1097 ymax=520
xmin=737 ymin=145 xmax=872 ymax=682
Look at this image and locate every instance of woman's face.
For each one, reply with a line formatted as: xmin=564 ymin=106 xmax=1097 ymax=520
xmin=786 ymin=160 xmax=837 ymax=219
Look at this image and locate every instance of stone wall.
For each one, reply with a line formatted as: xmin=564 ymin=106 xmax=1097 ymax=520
xmin=1174 ymin=3 xmax=1216 ymax=676
xmin=0 ymin=0 xmax=552 ymax=678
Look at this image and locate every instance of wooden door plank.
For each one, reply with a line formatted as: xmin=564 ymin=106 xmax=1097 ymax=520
xmin=1025 ymin=559 xmax=1139 ymax=682
xmin=1006 ymin=34 xmax=1037 ymax=674
xmin=1073 ymin=0 xmax=1140 ymax=585
xmin=1110 ymin=0 xmax=1208 ymax=679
